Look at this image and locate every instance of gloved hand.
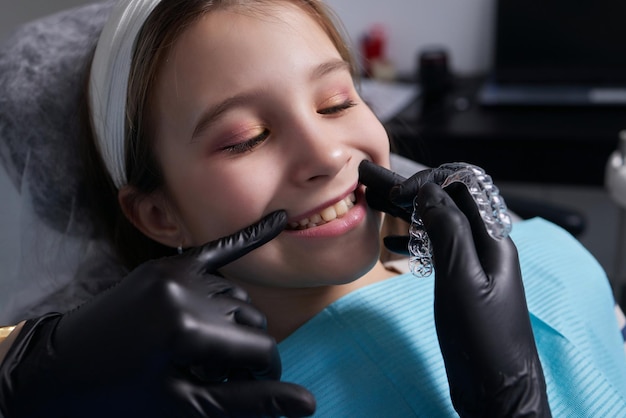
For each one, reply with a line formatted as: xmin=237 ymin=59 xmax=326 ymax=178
xmin=0 ymin=211 xmax=315 ymax=418
xmin=359 ymin=161 xmax=551 ymax=417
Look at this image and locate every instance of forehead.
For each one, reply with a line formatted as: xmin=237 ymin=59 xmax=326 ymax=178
xmin=173 ymin=2 xmax=335 ymax=56
xmin=156 ymin=2 xmax=343 ymax=92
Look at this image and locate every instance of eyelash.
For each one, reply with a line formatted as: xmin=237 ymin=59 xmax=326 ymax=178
xmin=221 ymin=99 xmax=357 ymax=154
xmin=222 ymin=129 xmax=270 ymax=154
xmin=318 ymin=99 xmax=357 ymax=115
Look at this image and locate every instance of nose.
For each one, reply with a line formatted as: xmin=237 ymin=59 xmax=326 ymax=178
xmin=286 ymin=118 xmax=351 ymax=185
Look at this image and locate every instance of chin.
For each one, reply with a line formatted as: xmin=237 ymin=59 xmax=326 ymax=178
xmin=221 ymin=237 xmax=381 ymax=289
xmin=288 ymin=238 xmax=383 ymax=287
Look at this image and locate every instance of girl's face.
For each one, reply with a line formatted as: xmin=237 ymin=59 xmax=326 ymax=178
xmin=147 ymin=2 xmax=390 ymax=288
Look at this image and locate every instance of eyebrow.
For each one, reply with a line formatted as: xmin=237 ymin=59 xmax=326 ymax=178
xmin=191 ymin=59 xmax=351 ymax=140
xmin=192 ymin=93 xmax=257 ymax=140
xmin=310 ymin=59 xmax=351 ymax=81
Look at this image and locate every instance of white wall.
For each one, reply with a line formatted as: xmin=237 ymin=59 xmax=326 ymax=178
xmin=325 ymin=0 xmax=496 ymax=76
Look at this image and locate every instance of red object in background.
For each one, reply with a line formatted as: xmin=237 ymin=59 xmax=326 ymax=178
xmin=361 ymin=25 xmax=386 ymax=76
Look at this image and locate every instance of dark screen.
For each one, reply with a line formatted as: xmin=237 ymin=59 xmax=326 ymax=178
xmin=494 ymin=0 xmax=626 ymax=84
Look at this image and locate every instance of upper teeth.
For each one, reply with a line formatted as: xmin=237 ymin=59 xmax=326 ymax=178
xmin=289 ymin=193 xmax=356 ymax=230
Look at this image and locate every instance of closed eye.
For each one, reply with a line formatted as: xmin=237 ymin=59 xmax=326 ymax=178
xmin=221 ymin=129 xmax=270 ymax=154
xmin=318 ymin=100 xmax=357 ymax=115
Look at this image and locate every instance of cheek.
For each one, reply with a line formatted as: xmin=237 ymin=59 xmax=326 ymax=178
xmin=172 ymin=163 xmax=281 ymax=244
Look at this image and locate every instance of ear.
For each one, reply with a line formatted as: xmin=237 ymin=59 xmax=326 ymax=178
xmin=118 ymin=186 xmax=184 ymax=248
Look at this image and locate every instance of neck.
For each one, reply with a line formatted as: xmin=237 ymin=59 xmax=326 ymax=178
xmin=240 ymin=261 xmax=396 ymax=342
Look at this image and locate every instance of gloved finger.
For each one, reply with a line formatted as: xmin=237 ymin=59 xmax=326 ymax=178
xmin=232 ymin=299 xmax=268 ymax=330
xmin=198 ymin=380 xmax=316 ymax=418
xmin=358 ymin=160 xmax=406 ymax=196
xmin=358 ymin=161 xmax=413 ymax=221
xmin=392 ymin=162 xmax=502 ymax=209
xmin=188 ymin=273 xmax=251 ymax=302
xmin=184 ymin=289 xmax=267 ymax=330
xmin=441 ymin=182 xmax=490 ymax=240
xmin=382 ymin=235 xmax=411 ymax=255
xmin=365 ymin=189 xmax=412 ymax=222
xmin=416 ymin=182 xmax=485 ymax=285
xmin=185 ymin=210 xmax=288 ymax=273
xmin=176 ymin=310 xmax=282 ymax=380
xmin=186 ymin=323 xmax=272 ymax=382
xmin=389 ymin=168 xmax=442 ymax=209
xmin=443 ymin=182 xmax=519 ymax=279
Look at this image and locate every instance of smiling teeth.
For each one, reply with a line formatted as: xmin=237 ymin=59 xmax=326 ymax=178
xmin=289 ymin=193 xmax=356 ymax=230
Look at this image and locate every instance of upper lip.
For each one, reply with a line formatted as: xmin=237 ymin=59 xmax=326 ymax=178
xmin=287 ymin=182 xmax=358 ymax=224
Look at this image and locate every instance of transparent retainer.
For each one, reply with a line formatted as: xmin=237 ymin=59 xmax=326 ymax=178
xmin=408 ymin=163 xmax=513 ymax=277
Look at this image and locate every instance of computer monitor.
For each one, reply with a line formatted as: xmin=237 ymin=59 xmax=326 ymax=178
xmin=480 ymin=0 xmax=626 ymax=105
xmin=492 ymin=0 xmax=626 ymax=86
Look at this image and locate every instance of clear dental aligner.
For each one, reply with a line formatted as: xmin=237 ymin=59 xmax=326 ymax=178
xmin=409 ymin=163 xmax=513 ymax=277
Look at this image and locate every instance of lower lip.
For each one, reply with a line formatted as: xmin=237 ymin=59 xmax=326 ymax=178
xmin=283 ymin=187 xmax=368 ymax=239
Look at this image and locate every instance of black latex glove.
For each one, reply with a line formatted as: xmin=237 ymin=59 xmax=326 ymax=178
xmin=359 ymin=160 xmax=460 ymax=254
xmin=359 ymin=161 xmax=551 ymax=417
xmin=0 ymin=211 xmax=315 ymax=418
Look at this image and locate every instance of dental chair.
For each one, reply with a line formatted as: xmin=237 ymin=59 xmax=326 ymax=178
xmin=0 ymin=0 xmax=592 ymax=325
xmin=0 ymin=1 xmax=121 ymax=324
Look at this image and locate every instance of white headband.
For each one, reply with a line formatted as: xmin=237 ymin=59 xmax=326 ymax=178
xmin=89 ymin=0 xmax=162 ymax=189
